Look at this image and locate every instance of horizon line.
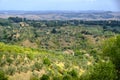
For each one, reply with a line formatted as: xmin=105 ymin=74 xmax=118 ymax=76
xmin=0 ymin=10 xmax=119 ymax=12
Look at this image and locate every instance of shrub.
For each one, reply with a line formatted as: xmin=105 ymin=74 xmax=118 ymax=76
xmin=27 ymin=53 xmax=34 ymax=60
xmin=40 ymin=74 xmax=50 ymax=80
xmin=51 ymin=28 xmax=57 ymax=34
xmin=103 ymin=35 xmax=120 ymax=67
xmin=90 ymin=62 xmax=116 ymax=80
xmin=68 ymin=69 xmax=78 ymax=78
xmin=33 ymin=62 xmax=42 ymax=71
xmin=74 ymin=50 xmax=81 ymax=56
xmin=103 ymin=35 xmax=120 ymax=79
xmin=30 ymin=76 xmax=39 ymax=80
xmin=6 ymin=57 xmax=13 ymax=64
xmin=43 ymin=58 xmax=51 ymax=66
xmin=0 ymin=59 xmax=6 ymax=67
xmin=63 ymin=74 xmax=72 ymax=80
xmin=53 ymin=76 xmax=62 ymax=80
xmin=6 ymin=66 xmax=16 ymax=75
xmin=80 ymin=61 xmax=117 ymax=80
xmin=0 ymin=70 xmax=8 ymax=80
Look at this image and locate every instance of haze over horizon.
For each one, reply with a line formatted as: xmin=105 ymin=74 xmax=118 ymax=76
xmin=0 ymin=0 xmax=119 ymax=11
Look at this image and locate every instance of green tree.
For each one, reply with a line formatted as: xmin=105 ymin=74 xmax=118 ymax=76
xmin=103 ymin=35 xmax=120 ymax=79
xmin=51 ymin=28 xmax=57 ymax=34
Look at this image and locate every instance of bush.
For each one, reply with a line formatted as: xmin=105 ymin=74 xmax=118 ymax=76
xmin=80 ymin=61 xmax=117 ymax=80
xmin=63 ymin=74 xmax=72 ymax=80
xmin=6 ymin=66 xmax=16 ymax=75
xmin=27 ymin=53 xmax=34 ymax=60
xmin=68 ymin=69 xmax=78 ymax=78
xmin=43 ymin=58 xmax=51 ymax=66
xmin=74 ymin=50 xmax=82 ymax=56
xmin=32 ymin=62 xmax=42 ymax=71
xmin=53 ymin=76 xmax=62 ymax=80
xmin=0 ymin=59 xmax=6 ymax=67
xmin=91 ymin=62 xmax=116 ymax=80
xmin=40 ymin=74 xmax=50 ymax=80
xmin=6 ymin=57 xmax=13 ymax=64
xmin=30 ymin=76 xmax=39 ymax=80
xmin=103 ymin=35 xmax=120 ymax=79
xmin=0 ymin=70 xmax=8 ymax=80
xmin=103 ymin=35 xmax=120 ymax=68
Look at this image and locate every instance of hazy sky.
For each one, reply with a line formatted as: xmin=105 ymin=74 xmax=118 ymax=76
xmin=0 ymin=0 xmax=119 ymax=11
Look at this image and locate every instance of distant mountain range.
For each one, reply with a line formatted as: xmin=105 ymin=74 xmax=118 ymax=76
xmin=0 ymin=11 xmax=120 ymax=20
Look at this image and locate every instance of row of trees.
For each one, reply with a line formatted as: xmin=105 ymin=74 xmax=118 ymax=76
xmin=1 ymin=17 xmax=120 ymax=27
xmin=28 ymin=20 xmax=120 ymax=27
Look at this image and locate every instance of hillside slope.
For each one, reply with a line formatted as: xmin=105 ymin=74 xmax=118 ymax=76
xmin=0 ymin=42 xmax=97 ymax=80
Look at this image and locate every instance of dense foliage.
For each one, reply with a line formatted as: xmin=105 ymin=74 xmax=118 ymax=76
xmin=103 ymin=35 xmax=120 ymax=79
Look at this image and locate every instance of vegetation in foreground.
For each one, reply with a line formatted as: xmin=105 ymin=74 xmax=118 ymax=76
xmin=0 ymin=17 xmax=120 ymax=80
